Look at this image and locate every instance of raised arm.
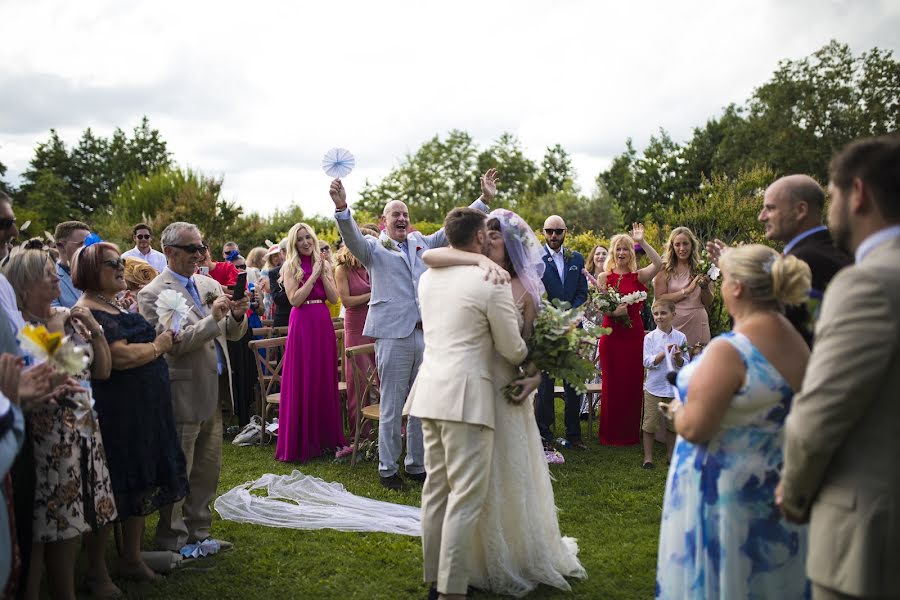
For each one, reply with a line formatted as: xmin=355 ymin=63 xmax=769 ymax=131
xmin=633 ymin=223 xmax=663 ymax=286
xmin=330 ymin=179 xmax=373 ymax=266
xmin=422 ymin=168 xmax=497 ymax=248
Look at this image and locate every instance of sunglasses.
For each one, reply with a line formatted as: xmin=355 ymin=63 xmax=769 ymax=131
xmin=543 ymin=228 xmax=566 ymax=236
xmin=0 ymin=218 xmax=15 ymax=230
xmin=320 ymin=246 xmax=330 ymax=252
xmin=234 ymin=264 xmax=247 ymax=271
xmin=169 ymin=243 xmax=208 ymax=254
xmin=102 ymin=258 xmax=126 ymax=269
xmin=135 ymin=234 xmax=152 ymax=240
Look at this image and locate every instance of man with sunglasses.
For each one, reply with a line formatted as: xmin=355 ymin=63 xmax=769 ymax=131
xmin=51 ymin=220 xmax=91 ymax=308
xmin=122 ymin=223 xmax=167 ymax=273
xmin=537 ymin=215 xmax=589 ymax=453
xmin=137 ymin=221 xmax=249 ymax=555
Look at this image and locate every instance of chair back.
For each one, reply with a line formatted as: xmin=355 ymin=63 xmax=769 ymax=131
xmin=335 ymin=328 xmax=345 ymax=383
xmin=345 ymin=342 xmax=378 ymax=406
xmin=248 ymin=336 xmax=287 ymax=400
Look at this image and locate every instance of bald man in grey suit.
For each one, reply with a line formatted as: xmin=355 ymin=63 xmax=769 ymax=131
xmin=329 ymin=172 xmax=497 ymax=490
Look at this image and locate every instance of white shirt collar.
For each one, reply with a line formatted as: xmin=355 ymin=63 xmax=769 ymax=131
xmin=133 ymin=246 xmax=153 ymax=256
xmin=855 ymin=225 xmax=900 ymax=263
xmin=783 ymin=225 xmax=828 ymax=255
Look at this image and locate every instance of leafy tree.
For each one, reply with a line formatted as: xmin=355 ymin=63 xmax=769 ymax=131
xmin=540 ymin=144 xmax=575 ymax=193
xmin=13 ymin=170 xmax=75 ymax=236
xmin=475 ymin=133 xmax=537 ymax=207
xmin=19 ymin=117 xmax=172 ymax=223
xmin=0 ymin=160 xmax=13 ymax=195
xmin=355 ymin=130 xmax=480 ymax=223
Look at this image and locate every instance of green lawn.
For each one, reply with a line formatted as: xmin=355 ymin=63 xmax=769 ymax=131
xmin=107 ymin=419 xmax=667 ymax=600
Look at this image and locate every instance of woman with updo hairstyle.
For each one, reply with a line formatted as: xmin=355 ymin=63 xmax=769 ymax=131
xmin=653 ymin=226 xmax=713 ymax=351
xmin=656 ymin=244 xmax=812 ymax=598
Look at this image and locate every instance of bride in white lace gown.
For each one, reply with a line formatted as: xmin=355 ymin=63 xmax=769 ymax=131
xmin=423 ymin=209 xmax=586 ymax=596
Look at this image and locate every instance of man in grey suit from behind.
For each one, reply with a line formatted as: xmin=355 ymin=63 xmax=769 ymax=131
xmin=329 ymin=171 xmax=497 ymax=490
xmin=777 ymin=134 xmax=900 ymax=600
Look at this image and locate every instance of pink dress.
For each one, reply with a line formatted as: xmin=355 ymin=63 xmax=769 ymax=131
xmin=343 ymin=266 xmax=377 ymax=439
xmin=275 ymin=255 xmax=347 ymax=462
xmin=661 ymin=270 xmax=711 ymax=347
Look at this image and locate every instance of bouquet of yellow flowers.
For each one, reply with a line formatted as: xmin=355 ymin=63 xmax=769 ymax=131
xmin=17 ymin=324 xmax=89 ymax=375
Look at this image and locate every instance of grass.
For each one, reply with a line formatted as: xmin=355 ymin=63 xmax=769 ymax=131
xmin=91 ymin=414 xmax=668 ymax=599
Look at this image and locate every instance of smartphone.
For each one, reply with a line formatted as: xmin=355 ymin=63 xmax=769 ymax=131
xmin=232 ymin=272 xmax=248 ymax=301
xmin=198 ymin=266 xmax=210 ymax=276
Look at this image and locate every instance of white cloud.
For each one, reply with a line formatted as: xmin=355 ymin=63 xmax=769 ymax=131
xmin=1 ymin=0 xmax=897 ymax=222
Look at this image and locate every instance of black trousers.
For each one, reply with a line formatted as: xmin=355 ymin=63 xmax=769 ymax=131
xmin=535 ymin=374 xmax=582 ymax=444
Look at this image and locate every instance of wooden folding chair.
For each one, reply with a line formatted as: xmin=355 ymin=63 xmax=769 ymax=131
xmin=335 ymin=329 xmax=347 ymax=426
xmin=248 ymin=336 xmax=287 ymax=445
xmin=345 ymin=343 xmax=379 ymax=466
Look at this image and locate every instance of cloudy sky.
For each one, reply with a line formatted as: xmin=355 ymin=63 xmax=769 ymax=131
xmin=2 ymin=0 xmax=898 ymax=218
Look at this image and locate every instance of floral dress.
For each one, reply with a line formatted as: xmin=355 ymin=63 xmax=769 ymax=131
xmin=27 ymin=312 xmax=117 ymax=542
xmin=656 ymin=332 xmax=809 ymax=599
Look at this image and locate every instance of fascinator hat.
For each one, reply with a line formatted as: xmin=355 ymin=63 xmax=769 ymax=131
xmin=488 ymin=209 xmax=546 ymax=309
xmin=123 ymin=257 xmax=159 ymax=287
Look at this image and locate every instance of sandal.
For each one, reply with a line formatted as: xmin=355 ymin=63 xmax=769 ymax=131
xmin=642 ymin=461 xmax=655 ymax=470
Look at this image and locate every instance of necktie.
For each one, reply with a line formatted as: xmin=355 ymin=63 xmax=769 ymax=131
xmin=185 ymin=278 xmax=224 ymax=374
xmin=398 ymin=241 xmax=407 ymax=253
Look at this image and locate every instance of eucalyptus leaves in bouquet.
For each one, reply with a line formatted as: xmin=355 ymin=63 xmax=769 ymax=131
xmin=505 ymin=298 xmax=610 ymax=400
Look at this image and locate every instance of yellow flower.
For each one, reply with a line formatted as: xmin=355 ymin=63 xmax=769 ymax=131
xmin=18 ymin=324 xmax=62 ymax=355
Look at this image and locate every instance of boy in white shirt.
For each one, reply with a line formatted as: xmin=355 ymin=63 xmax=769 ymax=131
xmin=642 ymin=299 xmax=688 ymax=469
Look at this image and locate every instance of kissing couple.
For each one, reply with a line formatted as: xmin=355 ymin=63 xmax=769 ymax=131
xmin=405 ymin=207 xmax=587 ymax=599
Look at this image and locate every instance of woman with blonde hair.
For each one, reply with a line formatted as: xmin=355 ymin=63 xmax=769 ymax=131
xmin=334 ymin=228 xmax=377 ymax=439
xmin=275 ymin=223 xmax=346 ymax=462
xmin=657 ymin=244 xmax=811 ymax=597
xmin=596 ymin=225 xmax=663 ymax=447
xmin=585 ymin=243 xmax=609 ymax=278
xmin=652 ymin=226 xmax=713 ymax=352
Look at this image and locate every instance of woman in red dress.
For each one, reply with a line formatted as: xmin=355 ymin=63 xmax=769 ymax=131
xmin=597 ymin=224 xmax=663 ymax=446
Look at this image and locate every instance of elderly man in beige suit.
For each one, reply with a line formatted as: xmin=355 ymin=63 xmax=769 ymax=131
xmin=405 ymin=208 xmax=538 ymax=600
xmin=138 ymin=222 xmax=249 ymax=553
xmin=777 ymin=134 xmax=900 ymax=600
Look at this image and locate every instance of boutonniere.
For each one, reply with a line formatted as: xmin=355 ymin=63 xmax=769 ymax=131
xmin=204 ymin=291 xmax=217 ymax=307
xmin=381 ymin=239 xmax=398 ymax=252
xmin=563 ymin=248 xmax=574 ymax=261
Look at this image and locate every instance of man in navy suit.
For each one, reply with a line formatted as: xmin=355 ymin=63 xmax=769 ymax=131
xmin=537 ymin=215 xmax=589 ymax=450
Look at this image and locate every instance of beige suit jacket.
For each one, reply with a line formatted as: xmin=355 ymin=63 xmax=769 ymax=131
xmin=781 ymin=234 xmax=900 ymax=597
xmin=138 ymin=269 xmax=247 ymax=423
xmin=405 ymin=265 xmax=528 ymax=429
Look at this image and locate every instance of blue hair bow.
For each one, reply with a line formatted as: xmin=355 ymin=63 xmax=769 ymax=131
xmin=83 ymin=233 xmax=103 ymax=248
xmin=226 ymin=249 xmax=240 ymax=262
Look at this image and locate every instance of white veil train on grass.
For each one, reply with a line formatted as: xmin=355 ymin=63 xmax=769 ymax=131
xmin=214 ymin=470 xmax=421 ymax=536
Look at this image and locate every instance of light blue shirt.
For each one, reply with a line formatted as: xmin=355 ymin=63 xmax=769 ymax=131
xmin=783 ymin=225 xmax=828 ymax=256
xmin=121 ymin=246 xmax=167 ymax=273
xmin=855 ymin=225 xmax=900 ymax=263
xmin=52 ymin=262 xmax=81 ymax=309
xmin=166 ymin=268 xmax=225 ymax=374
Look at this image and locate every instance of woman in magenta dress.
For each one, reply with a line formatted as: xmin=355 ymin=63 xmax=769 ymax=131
xmin=597 ymin=224 xmax=663 ymax=446
xmin=334 ymin=228 xmax=378 ymax=440
xmin=275 ymin=223 xmax=347 ymax=462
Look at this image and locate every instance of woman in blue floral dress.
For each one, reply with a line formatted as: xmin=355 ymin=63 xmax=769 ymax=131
xmin=656 ymin=245 xmax=813 ymax=599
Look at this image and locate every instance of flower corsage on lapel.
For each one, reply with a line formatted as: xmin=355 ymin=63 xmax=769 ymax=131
xmin=204 ymin=291 xmax=217 ymax=308
xmin=381 ymin=238 xmax=399 ymax=252
xmin=562 ymin=247 xmax=574 ymax=261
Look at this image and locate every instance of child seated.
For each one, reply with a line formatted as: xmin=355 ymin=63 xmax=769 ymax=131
xmin=641 ymin=299 xmax=688 ymax=469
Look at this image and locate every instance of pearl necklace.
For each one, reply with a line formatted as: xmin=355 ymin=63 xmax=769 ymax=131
xmin=90 ymin=292 xmax=126 ymax=313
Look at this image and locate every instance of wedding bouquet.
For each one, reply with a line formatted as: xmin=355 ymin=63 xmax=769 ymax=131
xmin=17 ymin=324 xmax=89 ymax=375
xmin=586 ymin=283 xmax=646 ymax=328
xmin=695 ymin=250 xmax=720 ymax=281
xmin=504 ymin=299 xmax=609 ymax=400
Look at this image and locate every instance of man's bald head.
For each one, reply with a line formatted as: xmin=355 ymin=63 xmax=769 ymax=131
xmin=381 ymin=200 xmax=411 ymax=242
xmin=542 ymin=215 xmax=567 ymax=250
xmin=759 ymin=175 xmax=826 ymax=242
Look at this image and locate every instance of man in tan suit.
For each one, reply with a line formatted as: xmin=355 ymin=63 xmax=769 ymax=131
xmin=777 ymin=134 xmax=900 ymax=600
xmin=138 ymin=221 xmax=249 ymax=552
xmin=405 ymin=208 xmax=538 ymax=600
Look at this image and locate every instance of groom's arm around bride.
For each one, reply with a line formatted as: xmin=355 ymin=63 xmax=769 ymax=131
xmin=405 ymin=208 xmax=538 ymax=599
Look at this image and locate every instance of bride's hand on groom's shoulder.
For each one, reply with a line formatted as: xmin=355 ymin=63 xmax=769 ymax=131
xmin=478 ymin=256 xmax=510 ymax=285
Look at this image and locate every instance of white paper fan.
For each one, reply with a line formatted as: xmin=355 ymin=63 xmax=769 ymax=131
xmin=322 ymin=147 xmax=355 ymax=178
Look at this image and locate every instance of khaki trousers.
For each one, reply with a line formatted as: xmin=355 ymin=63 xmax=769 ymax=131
xmin=155 ymin=376 xmax=226 ymax=551
xmin=813 ymin=583 xmax=896 ymax=600
xmin=420 ymin=418 xmax=493 ymax=596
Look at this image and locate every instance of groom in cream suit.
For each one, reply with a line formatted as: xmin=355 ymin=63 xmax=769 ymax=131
xmin=138 ymin=222 xmax=249 ymax=552
xmin=405 ymin=208 xmax=538 ymax=600
xmin=777 ymin=135 xmax=900 ymax=600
